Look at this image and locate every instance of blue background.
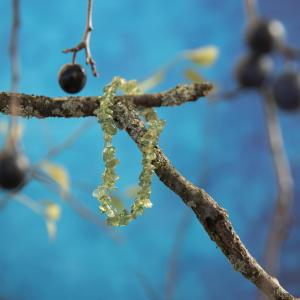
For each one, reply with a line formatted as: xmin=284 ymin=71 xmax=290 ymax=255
xmin=0 ymin=0 xmax=300 ymax=299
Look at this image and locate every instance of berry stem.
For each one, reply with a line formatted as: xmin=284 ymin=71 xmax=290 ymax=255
xmin=278 ymin=44 xmax=300 ymax=61
xmin=244 ymin=0 xmax=258 ymax=22
xmin=10 ymin=0 xmax=20 ymax=93
xmin=63 ymin=0 xmax=98 ymax=76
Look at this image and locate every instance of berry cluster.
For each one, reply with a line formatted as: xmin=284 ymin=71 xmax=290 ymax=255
xmin=235 ymin=17 xmax=300 ymax=112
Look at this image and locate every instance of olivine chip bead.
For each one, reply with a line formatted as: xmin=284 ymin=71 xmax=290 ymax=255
xmin=58 ymin=63 xmax=87 ymax=94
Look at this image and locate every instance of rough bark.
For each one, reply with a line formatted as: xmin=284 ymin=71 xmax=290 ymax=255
xmin=0 ymin=83 xmax=212 ymax=118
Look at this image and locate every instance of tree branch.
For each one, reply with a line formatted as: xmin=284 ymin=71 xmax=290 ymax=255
xmin=10 ymin=0 xmax=20 ymax=93
xmin=0 ymin=87 xmax=298 ymax=300
xmin=0 ymin=83 xmax=213 ymax=118
xmin=244 ymin=0 xmax=258 ymax=22
xmin=257 ymin=88 xmax=295 ymax=300
xmin=8 ymin=0 xmax=21 ymax=143
xmin=165 ymin=211 xmax=192 ymax=300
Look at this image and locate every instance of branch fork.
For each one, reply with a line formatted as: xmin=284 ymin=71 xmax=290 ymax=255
xmin=63 ymin=0 xmax=98 ymax=76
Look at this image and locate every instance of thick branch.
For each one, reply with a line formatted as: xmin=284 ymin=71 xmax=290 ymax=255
xmin=0 ymin=87 xmax=298 ymax=300
xmin=0 ymin=83 xmax=213 ymax=118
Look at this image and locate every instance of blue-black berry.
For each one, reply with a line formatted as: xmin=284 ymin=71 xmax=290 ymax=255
xmin=235 ymin=53 xmax=272 ymax=88
xmin=0 ymin=149 xmax=29 ymax=191
xmin=58 ymin=63 xmax=87 ymax=94
xmin=246 ymin=19 xmax=285 ymax=54
xmin=273 ymin=70 xmax=300 ymax=111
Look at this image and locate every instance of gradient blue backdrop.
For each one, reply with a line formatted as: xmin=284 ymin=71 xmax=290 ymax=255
xmin=0 ymin=1 xmax=300 ymax=299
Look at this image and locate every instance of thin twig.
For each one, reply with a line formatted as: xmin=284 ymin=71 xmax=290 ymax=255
xmin=257 ymin=87 xmax=295 ymax=300
xmin=0 ymin=194 xmax=14 ymax=210
xmin=63 ymin=0 xmax=98 ymax=76
xmin=208 ymin=87 xmax=241 ymax=102
xmin=39 ymin=119 xmax=94 ymax=162
xmin=33 ymin=170 xmax=122 ymax=242
xmin=165 ymin=211 xmax=192 ymax=300
xmin=8 ymin=0 xmax=21 ymax=146
xmin=0 ymin=83 xmax=213 ymax=118
xmin=278 ymin=44 xmax=300 ymax=61
xmin=10 ymin=0 xmax=20 ymax=93
xmin=244 ymin=0 xmax=258 ymax=22
xmin=15 ymin=193 xmax=44 ymax=215
xmin=136 ymin=271 xmax=162 ymax=300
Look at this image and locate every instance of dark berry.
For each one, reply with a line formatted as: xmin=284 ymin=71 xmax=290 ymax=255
xmin=0 ymin=149 xmax=29 ymax=190
xmin=273 ymin=70 xmax=300 ymax=111
xmin=235 ymin=53 xmax=272 ymax=88
xmin=246 ymin=19 xmax=285 ymax=54
xmin=58 ymin=63 xmax=87 ymax=94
